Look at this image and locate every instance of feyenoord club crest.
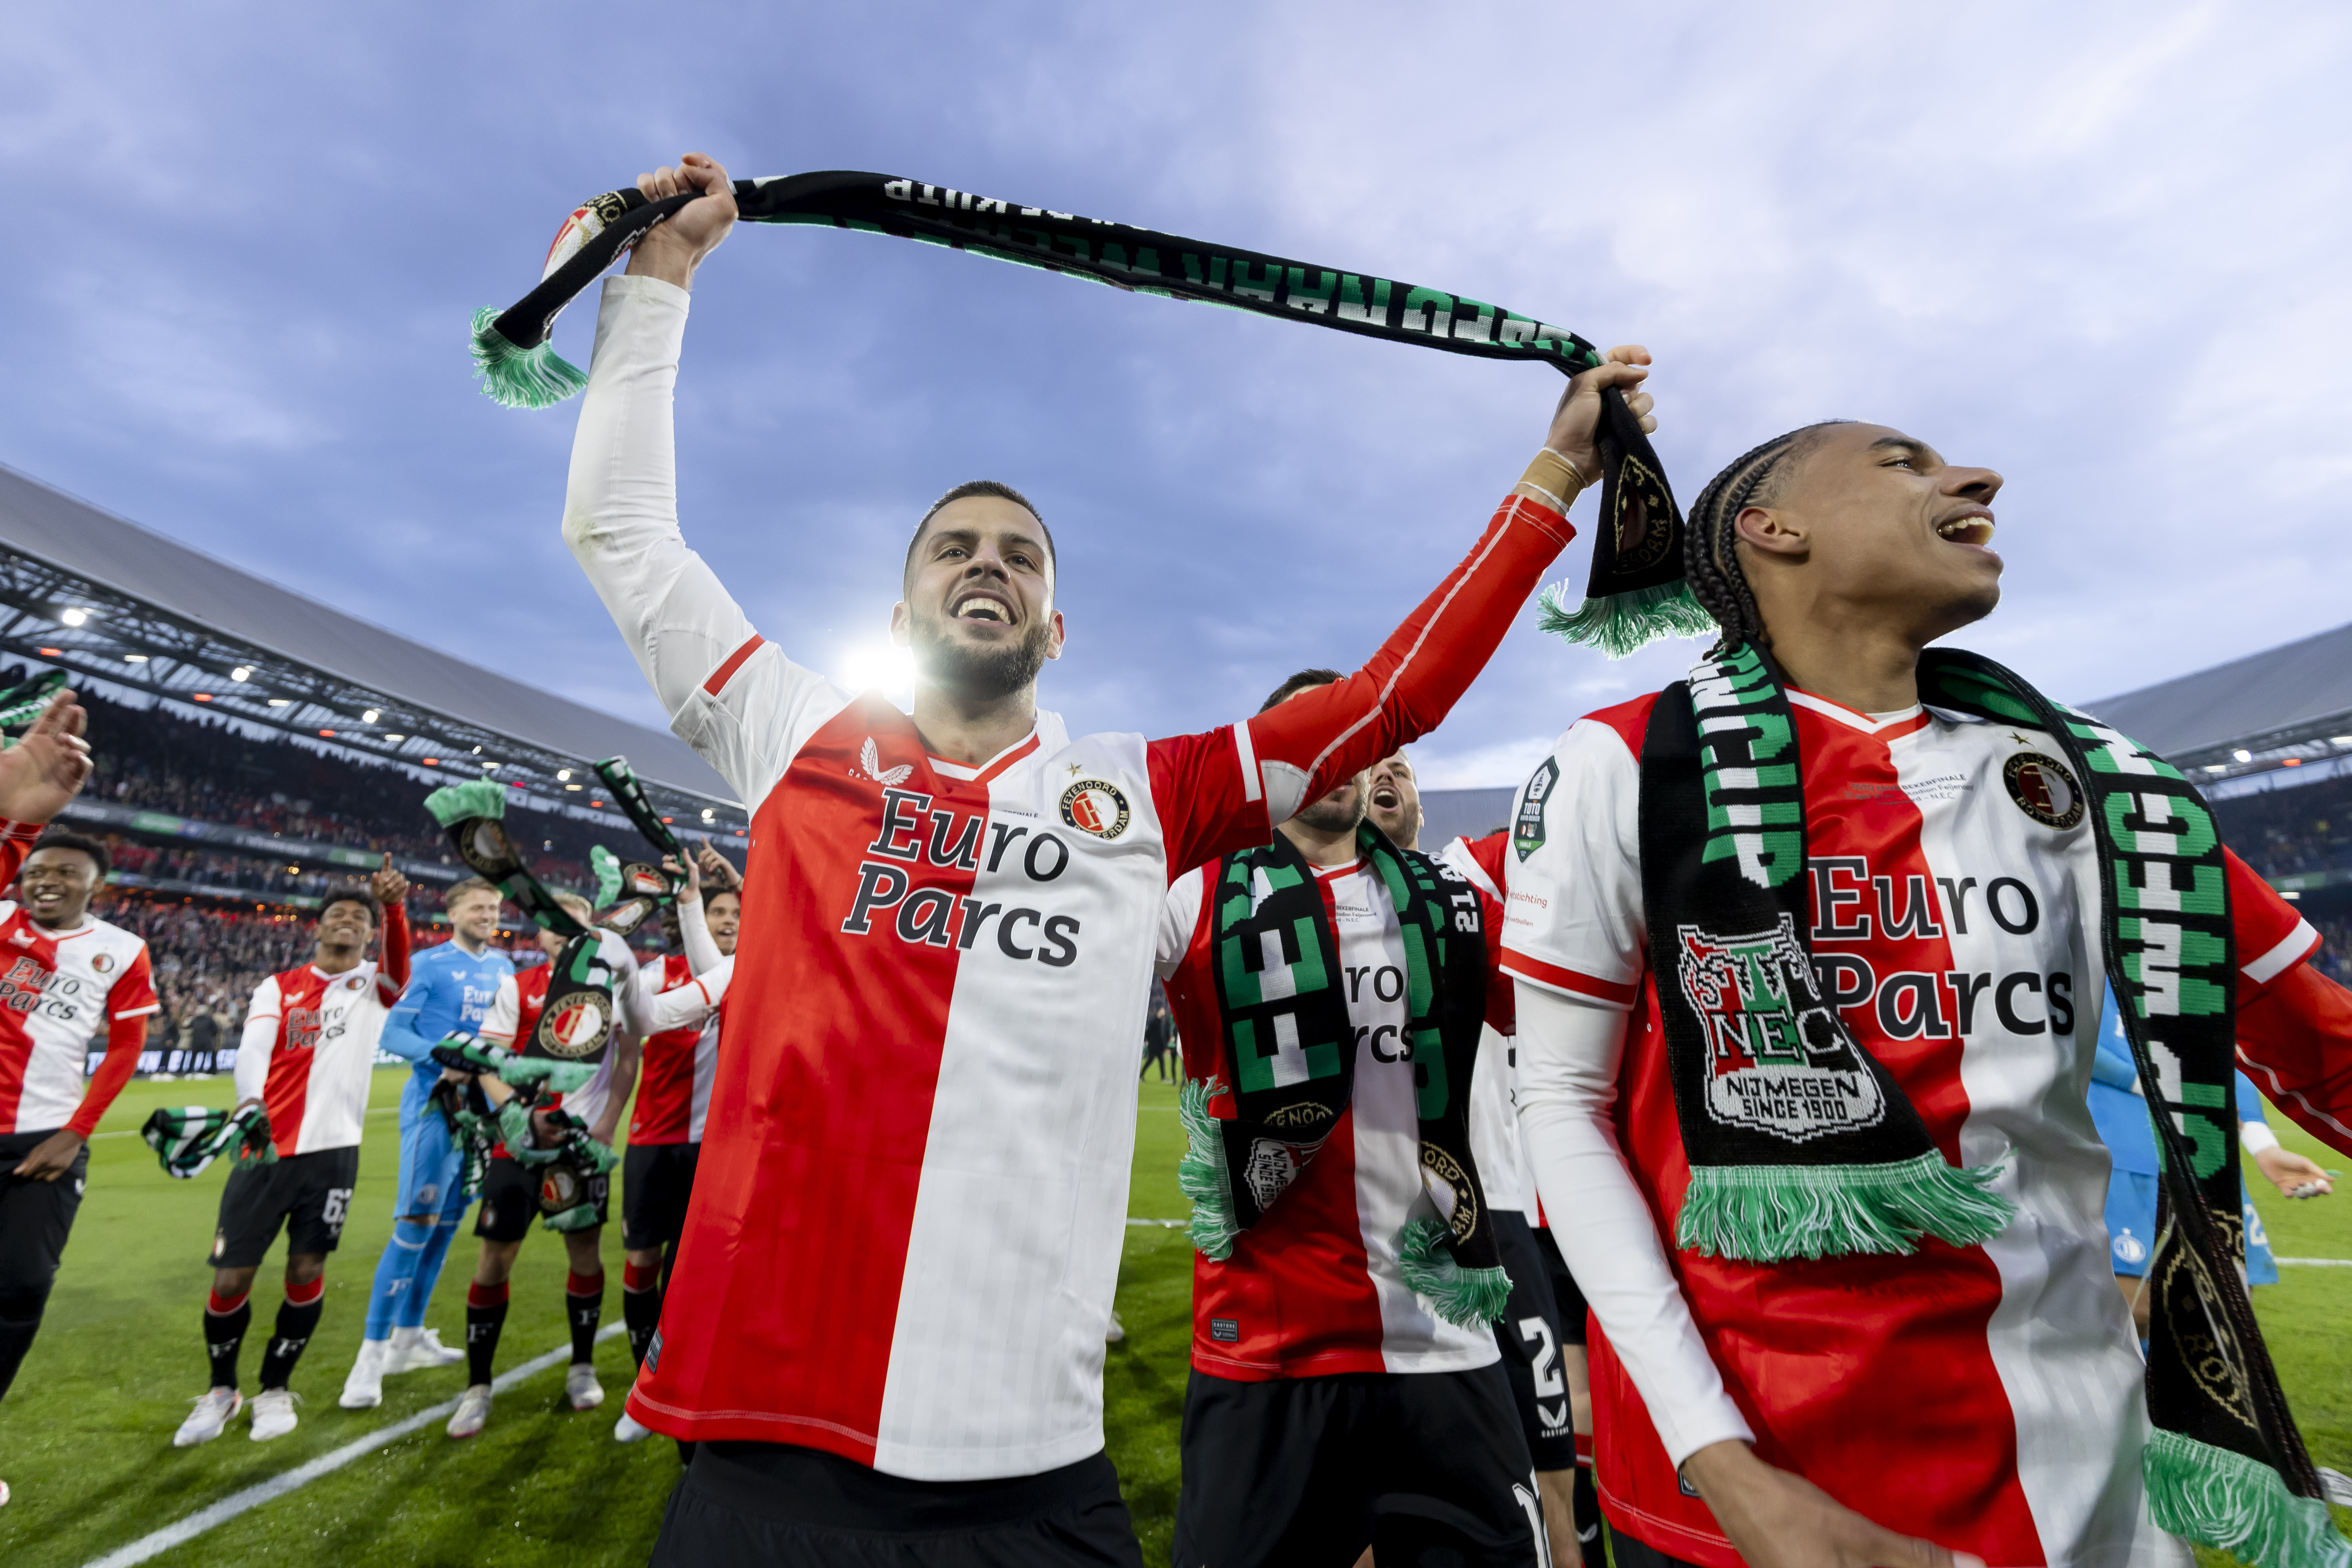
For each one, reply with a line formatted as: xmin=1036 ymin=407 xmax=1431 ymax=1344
xmin=537 ymin=1159 xmax=585 ymax=1216
xmin=1060 ymin=779 xmax=1131 ymax=840
xmin=1241 ymin=1136 xmax=1321 ymax=1213
xmin=536 ymin=986 xmax=613 ymax=1060
xmin=2003 ymin=751 xmax=2085 ymax=830
xmin=1675 ymin=915 xmax=1885 ymax=1142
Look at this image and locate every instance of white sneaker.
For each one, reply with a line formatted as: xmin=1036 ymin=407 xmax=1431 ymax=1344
xmin=1106 ymin=1309 xmax=1126 ymax=1343
xmin=173 ymin=1387 xmax=243 ymax=1447
xmin=2321 ymin=1468 xmax=2352 ymax=1507
xmin=384 ymin=1326 xmax=466 ymax=1374
xmin=1 ymin=1477 xmax=11 ymax=1507
xmin=613 ymin=1410 xmax=653 ymax=1443
xmin=446 ymin=1384 xmax=493 ymax=1439
xmin=565 ymin=1363 xmax=604 ymax=1411
xmin=248 ymin=1388 xmax=299 ymax=1441
xmin=340 ymin=1340 xmax=388 ymax=1409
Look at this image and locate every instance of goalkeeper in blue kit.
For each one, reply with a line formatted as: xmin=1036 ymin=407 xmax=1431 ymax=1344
xmin=339 ymin=876 xmax=515 ymax=1407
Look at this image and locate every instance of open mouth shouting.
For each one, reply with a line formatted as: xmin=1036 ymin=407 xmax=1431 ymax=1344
xmin=1371 ymin=782 xmax=1403 ymax=812
xmin=950 ymin=589 xmax=1015 ymax=626
xmin=1934 ymin=508 xmax=1997 ymax=550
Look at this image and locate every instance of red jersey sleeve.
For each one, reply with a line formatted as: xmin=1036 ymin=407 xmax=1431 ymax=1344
xmin=2225 ymin=849 xmax=2352 ymax=1153
xmin=0 ymin=820 xmax=42 ymax=887
xmin=377 ymin=899 xmax=412 ymax=1002
xmin=1145 ymin=493 xmax=1573 ymax=878
xmin=69 ymin=946 xmax=158 ymax=1137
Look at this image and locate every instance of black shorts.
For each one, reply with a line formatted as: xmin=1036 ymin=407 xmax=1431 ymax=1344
xmin=1173 ymin=1362 xmax=1544 ymax=1568
xmin=651 ymin=1440 xmax=1143 ymax=1568
xmin=622 ymin=1142 xmax=700 ymax=1251
xmin=474 ymin=1154 xmax=608 ymax=1243
xmin=1492 ymin=1211 xmax=1577 ymax=1470
xmin=0 ymin=1128 xmax=89 ymax=1302
xmin=1533 ymin=1223 xmax=1587 ymax=1346
xmin=210 ymin=1146 xmax=360 ymax=1269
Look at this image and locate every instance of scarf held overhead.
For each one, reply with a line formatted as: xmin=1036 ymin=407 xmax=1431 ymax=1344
xmin=1177 ymin=825 xmax=1508 ymax=1329
xmin=472 ymin=170 xmax=1688 ymax=651
xmin=1634 ymin=639 xmax=2344 ymax=1568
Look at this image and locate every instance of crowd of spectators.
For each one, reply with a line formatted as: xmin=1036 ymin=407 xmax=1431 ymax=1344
xmin=2217 ymin=771 xmax=2352 ymax=881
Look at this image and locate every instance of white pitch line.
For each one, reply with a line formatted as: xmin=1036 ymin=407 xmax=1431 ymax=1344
xmin=82 ymin=1323 xmax=627 ymax=1568
xmin=2278 ymin=1257 xmax=2352 ymax=1267
xmin=1126 ymin=1218 xmax=1185 ymax=1228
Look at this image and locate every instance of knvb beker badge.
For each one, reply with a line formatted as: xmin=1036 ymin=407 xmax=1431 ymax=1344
xmin=1676 ymin=915 xmax=1886 ymax=1141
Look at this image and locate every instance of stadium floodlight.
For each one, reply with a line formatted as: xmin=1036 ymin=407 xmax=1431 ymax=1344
xmin=702 ymin=808 xmax=715 ymax=821
xmin=230 ymin=667 xmax=250 ymax=681
xmin=384 ymin=733 xmax=404 ymax=742
xmin=2204 ymin=764 xmax=2227 ymax=774
xmin=361 ymin=709 xmax=379 ymax=724
xmin=123 ymin=653 xmax=147 ymax=663
xmin=2233 ymin=748 xmax=2252 ymax=763
xmin=566 ymin=783 xmax=582 ymax=792
xmin=557 ymin=768 xmax=571 ymax=781
xmin=2333 ymin=736 xmax=2352 ymax=747
xmin=471 ymin=745 xmax=483 ymax=755
xmin=58 ymin=607 xmax=87 ymax=627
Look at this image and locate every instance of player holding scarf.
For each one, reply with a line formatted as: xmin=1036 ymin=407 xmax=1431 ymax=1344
xmin=547 ymin=150 xmax=1639 ymax=1568
xmin=1509 ymin=420 xmax=2352 ymax=1568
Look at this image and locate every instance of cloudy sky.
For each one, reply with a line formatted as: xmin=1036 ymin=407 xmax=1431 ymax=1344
xmin=6 ymin=1 xmax=2347 ymax=793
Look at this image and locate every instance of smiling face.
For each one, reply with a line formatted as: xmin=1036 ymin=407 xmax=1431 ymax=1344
xmin=1735 ymin=423 xmax=2005 ymax=646
xmin=705 ymin=889 xmax=741 ymax=957
xmin=448 ymin=887 xmax=502 ymax=945
xmin=18 ymin=846 xmax=99 ymax=930
xmin=1366 ymin=753 xmax=1421 ymax=849
xmin=891 ymin=494 xmax=1065 ymax=704
xmin=315 ymin=895 xmax=377 ymax=955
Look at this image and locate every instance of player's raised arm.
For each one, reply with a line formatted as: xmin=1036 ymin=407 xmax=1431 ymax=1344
xmin=562 ymin=152 xmax=844 ymax=804
xmin=1153 ymin=350 xmax=1655 ymax=871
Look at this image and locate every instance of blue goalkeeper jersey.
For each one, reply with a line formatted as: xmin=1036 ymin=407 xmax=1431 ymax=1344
xmin=384 ymin=938 xmax=516 ymax=1121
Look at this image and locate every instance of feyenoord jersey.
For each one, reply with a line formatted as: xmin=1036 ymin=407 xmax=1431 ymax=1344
xmin=0 ymin=904 xmax=157 ymax=1135
xmin=1158 ymin=858 xmax=1501 ymax=1379
xmin=1502 ymin=690 xmax=2319 ymax=1568
xmin=573 ymin=276 xmax=1571 ymax=1478
xmin=1438 ymin=831 xmax=1531 ymax=1218
xmin=631 ymin=951 xmax=720 ymax=1146
xmin=239 ymin=960 xmax=402 ymax=1156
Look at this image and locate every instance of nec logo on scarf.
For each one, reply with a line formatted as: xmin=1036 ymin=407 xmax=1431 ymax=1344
xmin=1514 ymin=758 xmax=1558 ymax=862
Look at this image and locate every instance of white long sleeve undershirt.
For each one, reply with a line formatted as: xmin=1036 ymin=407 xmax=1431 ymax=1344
xmin=1514 ymin=978 xmax=1755 ymax=1466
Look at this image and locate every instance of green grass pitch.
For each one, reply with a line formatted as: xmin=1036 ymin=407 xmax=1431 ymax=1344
xmin=3 ymin=1069 xmax=2346 ymax=1567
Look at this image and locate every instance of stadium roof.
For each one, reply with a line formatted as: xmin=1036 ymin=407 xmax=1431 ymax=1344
xmin=2085 ymin=619 xmax=2352 ymax=783
xmin=0 ymin=462 xmax=745 ymax=824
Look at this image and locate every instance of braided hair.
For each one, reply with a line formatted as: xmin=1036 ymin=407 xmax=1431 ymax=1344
xmin=1683 ymin=422 xmax=1851 ymax=653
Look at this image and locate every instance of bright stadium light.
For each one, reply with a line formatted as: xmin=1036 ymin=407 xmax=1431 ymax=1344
xmin=837 ymin=640 xmax=916 ymax=703
xmin=2233 ymin=748 xmax=2252 ymax=763
xmin=123 ymin=653 xmax=147 ymax=663
xmin=2333 ymin=736 xmax=2352 ymax=747
xmin=58 ymin=608 xmax=87 ymax=627
xmin=384 ymin=733 xmax=404 ymax=742
xmin=2204 ymin=764 xmax=2227 ymax=774
xmin=230 ymin=667 xmax=250 ymax=681
xmin=266 ymin=698 xmax=290 ymax=707
xmin=702 ymin=808 xmax=715 ymax=821
xmin=557 ymin=768 xmax=571 ymax=781
xmin=361 ymin=709 xmax=379 ymax=724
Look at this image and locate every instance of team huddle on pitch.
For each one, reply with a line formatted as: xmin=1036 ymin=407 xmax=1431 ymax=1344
xmin=6 ymin=148 xmax=2352 ymax=1568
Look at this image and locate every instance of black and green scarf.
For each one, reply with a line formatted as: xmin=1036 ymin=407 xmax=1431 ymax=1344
xmin=0 ymin=669 xmax=66 ymax=746
xmin=472 ymin=170 xmax=1688 ymax=652
xmin=142 ymin=1104 xmax=274 ymax=1179
xmin=1637 ymin=640 xmax=2343 ymax=1568
xmin=585 ymin=755 xmax=682 ymax=937
xmin=424 ymin=779 xmax=621 ymax=1065
xmin=1177 ymin=825 xmax=1507 ymax=1328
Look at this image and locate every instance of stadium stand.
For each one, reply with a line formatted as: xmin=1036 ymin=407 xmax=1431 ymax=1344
xmin=0 ymin=463 xmax=751 ymax=1078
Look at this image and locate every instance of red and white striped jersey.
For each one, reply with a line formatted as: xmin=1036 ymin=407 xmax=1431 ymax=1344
xmin=631 ymin=952 xmax=722 ymax=1145
xmin=1159 ymin=858 xmax=1500 ymax=1379
xmin=572 ymin=275 xmax=1572 ymax=1479
xmin=236 ymin=959 xmax=401 ymax=1156
xmin=0 ymin=903 xmax=157 ymax=1136
xmin=1506 ymin=690 xmax=2323 ymax=1568
xmin=478 ymin=928 xmax=643 ymax=1136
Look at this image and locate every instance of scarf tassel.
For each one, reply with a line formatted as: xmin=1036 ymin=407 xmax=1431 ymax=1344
xmin=1397 ymin=1217 xmax=1512 ymax=1328
xmin=2143 ymin=1431 xmax=2352 ymax=1568
xmin=1177 ymin=1077 xmax=1241 ymax=1263
xmin=1536 ymin=580 xmax=1716 ymax=661
xmin=1674 ymin=1149 xmax=2016 ymax=1263
xmin=470 ymin=306 xmax=589 ymax=411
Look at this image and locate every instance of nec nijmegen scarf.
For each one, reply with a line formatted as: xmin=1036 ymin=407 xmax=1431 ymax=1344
xmin=1639 ymin=640 xmax=2344 ymax=1568
xmin=1176 ymin=825 xmax=1508 ymax=1328
xmin=470 ymin=171 xmax=1686 ymax=652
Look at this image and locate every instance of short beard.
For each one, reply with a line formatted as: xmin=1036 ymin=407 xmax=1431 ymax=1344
xmin=908 ymin=609 xmax=1055 ymax=703
xmin=1292 ymin=781 xmax=1368 ymax=837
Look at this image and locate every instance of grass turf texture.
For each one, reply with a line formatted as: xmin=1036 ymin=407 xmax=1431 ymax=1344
xmin=5 ymin=1070 xmax=2345 ymax=1567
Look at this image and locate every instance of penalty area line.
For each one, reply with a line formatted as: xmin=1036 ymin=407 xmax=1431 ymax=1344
xmin=81 ymin=1323 xmax=627 ymax=1568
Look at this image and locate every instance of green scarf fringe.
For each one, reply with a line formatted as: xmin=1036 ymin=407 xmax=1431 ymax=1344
xmin=470 ymin=306 xmax=589 ymax=411
xmin=591 ymin=845 xmax=623 ymax=909
xmin=1397 ymin=1216 xmax=1512 ymax=1328
xmin=1536 ymin=579 xmax=1716 ymax=660
xmin=2144 ymin=1430 xmax=2352 ymax=1568
xmin=1675 ymin=1149 xmax=2015 ymax=1262
xmin=424 ymin=779 xmax=508 ymax=829
xmin=1176 ymin=1076 xmax=1241 ymax=1262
